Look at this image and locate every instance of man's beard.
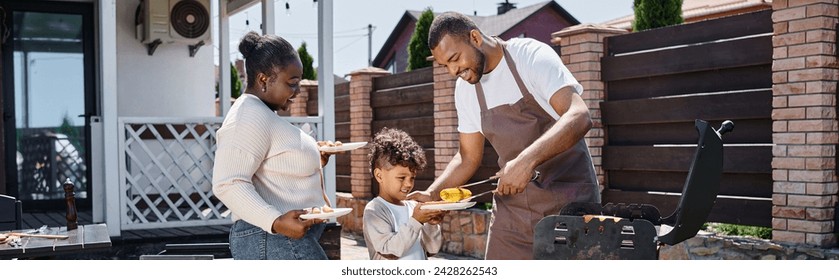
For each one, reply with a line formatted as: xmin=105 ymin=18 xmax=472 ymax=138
xmin=466 ymin=45 xmax=486 ymax=84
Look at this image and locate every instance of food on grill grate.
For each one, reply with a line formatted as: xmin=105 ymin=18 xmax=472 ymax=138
xmin=583 ymin=215 xmax=622 ymax=223
xmin=439 ymin=187 xmax=472 ymax=202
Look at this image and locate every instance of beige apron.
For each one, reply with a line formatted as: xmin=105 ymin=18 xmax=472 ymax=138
xmin=478 ymin=40 xmax=600 ymax=260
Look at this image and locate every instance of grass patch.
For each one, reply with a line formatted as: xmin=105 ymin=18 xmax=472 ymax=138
xmin=704 ymin=223 xmax=772 ymax=239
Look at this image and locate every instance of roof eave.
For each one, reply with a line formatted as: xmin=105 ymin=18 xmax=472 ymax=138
xmin=372 ymin=11 xmax=416 ymax=67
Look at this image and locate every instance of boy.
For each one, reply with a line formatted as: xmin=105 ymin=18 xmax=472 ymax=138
xmin=363 ymin=128 xmax=446 ymax=260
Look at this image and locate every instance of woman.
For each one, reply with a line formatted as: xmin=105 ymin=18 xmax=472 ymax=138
xmin=212 ymin=31 xmax=334 ymax=260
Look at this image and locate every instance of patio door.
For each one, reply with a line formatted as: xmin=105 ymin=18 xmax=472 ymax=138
xmin=0 ymin=1 xmax=95 ymax=210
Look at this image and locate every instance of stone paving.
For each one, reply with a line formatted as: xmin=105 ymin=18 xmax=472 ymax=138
xmin=340 ymin=235 xmax=479 ymax=260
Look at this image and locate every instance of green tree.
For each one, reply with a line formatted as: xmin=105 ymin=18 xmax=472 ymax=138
xmin=298 ymin=42 xmax=317 ymax=80
xmin=632 ymin=0 xmax=683 ymax=32
xmin=407 ymin=7 xmax=434 ymax=71
xmin=216 ymin=63 xmax=243 ymax=99
xmin=57 ymin=112 xmax=83 ymax=154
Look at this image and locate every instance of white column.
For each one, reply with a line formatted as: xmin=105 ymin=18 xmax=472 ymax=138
xmin=219 ymin=0 xmax=231 ymax=117
xmin=261 ymin=0 xmax=275 ymax=35
xmin=318 ymin=0 xmax=336 ymax=206
xmin=99 ymin=0 xmax=120 ymax=237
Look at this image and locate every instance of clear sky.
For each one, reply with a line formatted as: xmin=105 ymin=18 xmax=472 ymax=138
xmin=213 ymin=0 xmax=634 ymax=77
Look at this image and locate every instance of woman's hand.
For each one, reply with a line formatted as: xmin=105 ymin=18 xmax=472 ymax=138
xmin=271 ymin=210 xmax=324 ymax=239
xmin=317 ymin=141 xmax=345 ymax=167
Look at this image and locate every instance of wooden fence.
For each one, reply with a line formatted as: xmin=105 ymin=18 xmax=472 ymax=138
xmin=369 ymin=67 xmax=436 ymax=195
xmin=600 ymin=10 xmax=773 ymax=227
xmin=306 ymin=82 xmax=352 ymax=193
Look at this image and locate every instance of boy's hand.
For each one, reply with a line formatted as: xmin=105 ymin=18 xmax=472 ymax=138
xmin=426 ymin=210 xmax=448 ymax=225
xmin=411 ymin=203 xmax=445 ymax=224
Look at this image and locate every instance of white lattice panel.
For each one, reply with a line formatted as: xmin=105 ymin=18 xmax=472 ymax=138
xmin=117 ymin=117 xmax=322 ymax=230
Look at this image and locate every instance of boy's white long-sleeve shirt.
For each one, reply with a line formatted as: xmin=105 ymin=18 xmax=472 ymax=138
xmin=363 ymin=197 xmax=442 ymax=260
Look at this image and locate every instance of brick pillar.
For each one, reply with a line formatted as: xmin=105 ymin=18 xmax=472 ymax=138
xmin=289 ymin=80 xmax=316 ymax=117
xmin=433 ymin=62 xmax=459 ymax=177
xmin=552 ymin=24 xmax=627 ymax=190
xmin=348 ymin=67 xmax=389 ymax=198
xmin=771 ymin=0 xmax=839 ymax=247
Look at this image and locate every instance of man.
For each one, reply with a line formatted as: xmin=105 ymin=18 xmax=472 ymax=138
xmin=407 ymin=12 xmax=600 ymax=260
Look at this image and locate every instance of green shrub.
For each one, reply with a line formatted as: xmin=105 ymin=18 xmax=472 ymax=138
xmin=298 ymin=42 xmax=317 ymax=80
xmin=707 ymin=223 xmax=772 ymax=239
xmin=407 ymin=7 xmax=434 ymax=71
xmin=215 ymin=63 xmax=242 ymax=99
xmin=632 ymin=0 xmax=684 ymax=32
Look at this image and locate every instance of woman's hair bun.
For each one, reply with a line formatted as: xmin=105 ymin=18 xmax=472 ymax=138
xmin=238 ymin=31 xmax=261 ymax=59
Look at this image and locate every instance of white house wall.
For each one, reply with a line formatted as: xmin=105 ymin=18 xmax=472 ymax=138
xmin=116 ymin=0 xmax=215 ymax=118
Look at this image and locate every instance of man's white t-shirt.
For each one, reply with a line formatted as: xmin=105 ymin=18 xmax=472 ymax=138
xmin=455 ymin=38 xmax=583 ymax=134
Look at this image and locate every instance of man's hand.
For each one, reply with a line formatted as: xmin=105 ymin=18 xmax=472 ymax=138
xmin=271 ymin=210 xmax=324 ymax=239
xmin=407 ymin=190 xmax=435 ymax=202
xmin=496 ymin=158 xmax=535 ymax=196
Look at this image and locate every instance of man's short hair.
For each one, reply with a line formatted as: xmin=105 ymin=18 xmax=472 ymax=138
xmin=428 ymin=12 xmax=480 ymax=49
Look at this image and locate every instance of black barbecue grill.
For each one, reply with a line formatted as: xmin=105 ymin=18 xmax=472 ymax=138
xmin=534 ymin=119 xmax=734 ymax=260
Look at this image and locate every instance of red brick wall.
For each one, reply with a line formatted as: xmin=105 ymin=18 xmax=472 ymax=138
xmin=552 ymin=25 xmax=627 ymax=189
xmin=771 ymin=0 xmax=838 ymax=247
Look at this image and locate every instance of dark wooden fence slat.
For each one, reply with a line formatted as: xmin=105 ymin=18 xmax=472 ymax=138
xmin=305 ymin=82 xmax=349 ymax=116
xmin=602 ymin=190 xmax=772 ymax=227
xmin=373 ymin=67 xmax=433 ymax=90
xmin=602 ymin=35 xmax=771 ymax=81
xmin=374 ymin=103 xmax=435 ymax=121
xmin=602 ymin=90 xmax=771 ymax=125
xmin=606 ymin=119 xmax=772 ymax=145
xmin=372 ymin=117 xmax=434 ymax=137
xmin=336 ymin=176 xmax=351 ymax=193
xmin=335 ymin=155 xmax=351 ymax=175
xmin=602 ymin=145 xmax=771 ymax=174
xmin=606 ymin=65 xmax=771 ymax=101
xmin=606 ymin=10 xmax=772 ymax=54
xmin=608 ymin=170 xmax=772 ymax=198
xmin=371 ymin=84 xmax=434 ymax=108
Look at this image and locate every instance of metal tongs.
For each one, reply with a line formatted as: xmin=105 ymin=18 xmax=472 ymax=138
xmin=456 ymin=175 xmax=500 ymax=189
xmin=458 ymin=171 xmax=541 ymax=202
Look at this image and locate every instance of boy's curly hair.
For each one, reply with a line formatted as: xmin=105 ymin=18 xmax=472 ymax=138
xmin=369 ymin=128 xmax=426 ymax=175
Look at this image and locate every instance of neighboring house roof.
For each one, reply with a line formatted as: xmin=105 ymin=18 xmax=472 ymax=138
xmin=601 ymin=0 xmax=772 ymax=30
xmin=372 ymin=1 xmax=579 ymax=67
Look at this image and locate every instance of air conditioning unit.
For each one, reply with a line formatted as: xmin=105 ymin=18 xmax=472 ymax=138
xmin=137 ymin=0 xmax=211 ymax=57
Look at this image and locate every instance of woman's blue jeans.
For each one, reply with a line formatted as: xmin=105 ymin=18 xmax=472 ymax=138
xmin=229 ymin=220 xmax=327 ymax=260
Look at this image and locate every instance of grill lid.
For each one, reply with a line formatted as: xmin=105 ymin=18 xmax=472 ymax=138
xmin=658 ymin=119 xmax=732 ymax=245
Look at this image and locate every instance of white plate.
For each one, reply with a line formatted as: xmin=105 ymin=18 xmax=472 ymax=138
xmin=420 ymin=201 xmax=476 ymax=210
xmin=299 ymin=208 xmax=352 ymax=220
xmin=318 ymin=142 xmax=367 ymax=153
